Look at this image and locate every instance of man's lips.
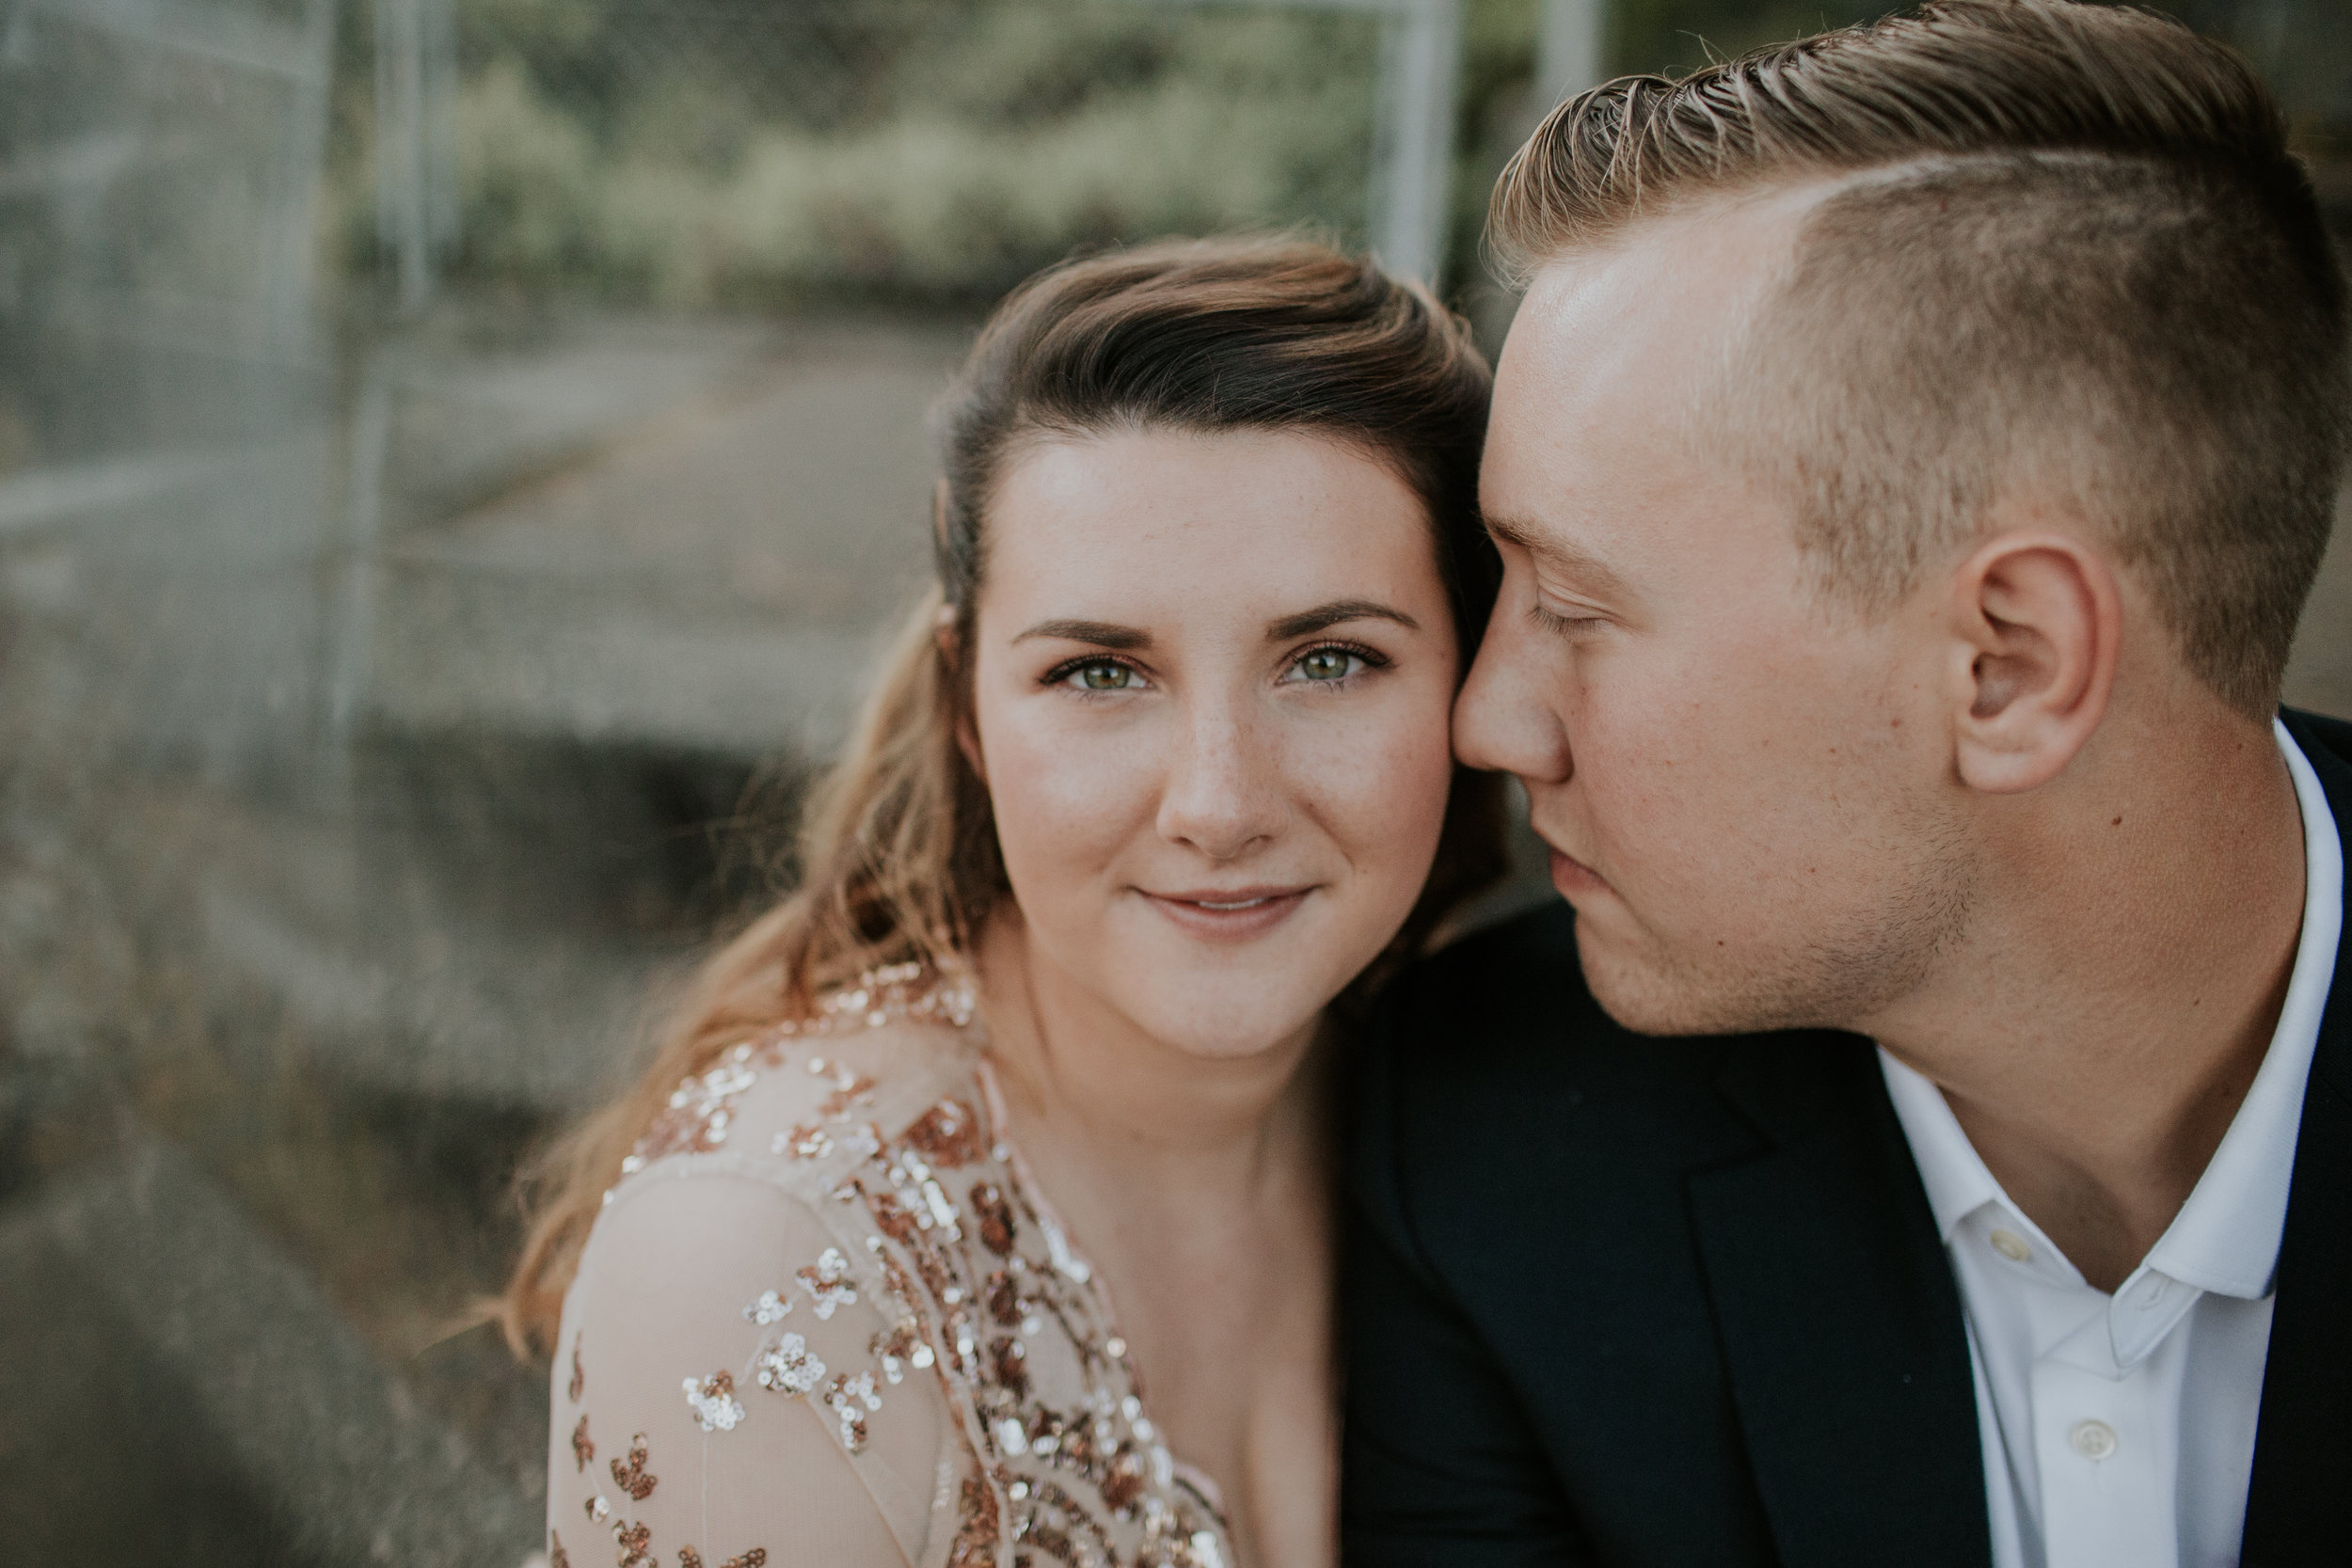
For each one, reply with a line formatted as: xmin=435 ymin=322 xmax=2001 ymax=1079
xmin=1137 ymin=885 xmax=1313 ymax=938
xmin=1547 ymin=847 xmax=1612 ymax=900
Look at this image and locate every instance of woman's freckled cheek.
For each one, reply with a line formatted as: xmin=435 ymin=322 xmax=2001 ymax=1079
xmin=1309 ymin=697 xmax=1454 ymax=874
xmin=983 ymin=708 xmax=1163 ymax=877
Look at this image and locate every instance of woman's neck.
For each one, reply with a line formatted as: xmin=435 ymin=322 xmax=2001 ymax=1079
xmin=970 ymin=906 xmax=1331 ymax=1217
xmin=971 ymin=907 xmax=1343 ymax=1568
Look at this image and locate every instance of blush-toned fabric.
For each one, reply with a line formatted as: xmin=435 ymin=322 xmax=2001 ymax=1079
xmin=548 ymin=966 xmax=1233 ymax=1568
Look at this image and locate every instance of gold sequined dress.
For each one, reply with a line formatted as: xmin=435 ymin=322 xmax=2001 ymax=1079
xmin=548 ymin=966 xmax=1237 ymax=1568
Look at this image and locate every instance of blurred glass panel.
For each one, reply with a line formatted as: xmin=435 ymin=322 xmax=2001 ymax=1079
xmin=0 ymin=3 xmax=2341 ymax=1564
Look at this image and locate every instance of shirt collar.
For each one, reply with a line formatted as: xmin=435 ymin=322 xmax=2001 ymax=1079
xmin=1881 ymin=718 xmax=2341 ymax=1300
xmin=1880 ymin=1047 xmax=2001 ymax=1245
xmin=2144 ymin=718 xmax=2340 ymax=1298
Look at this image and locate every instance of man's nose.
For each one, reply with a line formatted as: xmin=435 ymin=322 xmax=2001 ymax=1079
xmin=1155 ymin=699 xmax=1285 ymax=861
xmin=1454 ymin=607 xmax=1575 ymax=787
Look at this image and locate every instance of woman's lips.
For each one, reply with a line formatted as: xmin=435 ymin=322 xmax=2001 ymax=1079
xmin=1138 ymin=886 xmax=1313 ymax=940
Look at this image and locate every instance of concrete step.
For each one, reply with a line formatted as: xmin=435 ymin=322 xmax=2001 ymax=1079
xmin=0 ymin=1132 xmax=539 ymax=1567
xmin=358 ymin=320 xmax=958 ymax=759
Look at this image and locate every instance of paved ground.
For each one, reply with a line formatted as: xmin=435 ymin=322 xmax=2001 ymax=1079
xmin=368 ymin=316 xmax=966 ymax=757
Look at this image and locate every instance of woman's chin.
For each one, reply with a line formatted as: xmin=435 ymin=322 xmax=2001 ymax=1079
xmin=1021 ymin=889 xmax=1411 ymax=1058
xmin=1131 ymin=1005 xmax=1326 ymax=1063
xmin=1095 ymin=948 xmax=1356 ymax=1062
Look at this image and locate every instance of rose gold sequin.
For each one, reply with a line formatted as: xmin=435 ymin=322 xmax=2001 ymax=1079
xmin=637 ymin=1058 xmax=762 ymax=1165
xmin=904 ymin=1098 xmax=987 ymax=1167
xmin=795 ymin=1247 xmax=858 ymax=1318
xmin=753 ymin=1331 xmax=825 ymax=1396
xmin=989 ymin=1336 xmax=1030 ymax=1401
xmin=840 ymin=1068 xmax=1226 ymax=1555
xmin=949 ymin=1470 xmax=1000 ymax=1568
xmin=610 ymin=1433 xmax=657 ymax=1501
xmin=571 ymin=1414 xmax=594 ymax=1472
xmin=870 ymin=1184 xmax=921 ymax=1246
xmin=1101 ymin=1449 xmax=1146 ymax=1512
xmin=682 ymin=1370 xmax=743 ymax=1432
xmin=569 ymin=1338 xmax=585 ymax=1402
xmin=548 ymin=1531 xmax=570 ymax=1568
xmin=618 ymin=962 xmax=970 ymax=1183
xmin=870 ymin=1318 xmax=928 ymax=1385
xmin=612 ymin=1519 xmax=653 ymax=1568
xmin=821 ymin=1370 xmax=882 ymax=1452
xmin=775 ymin=1122 xmax=832 ymax=1160
xmin=580 ymin=965 xmax=1226 ymax=1564
xmin=818 ymin=1066 xmax=879 ymax=1121
xmin=970 ymin=1180 xmax=1016 ymax=1254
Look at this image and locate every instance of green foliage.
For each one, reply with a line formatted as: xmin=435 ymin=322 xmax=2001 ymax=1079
xmin=341 ymin=0 xmax=2345 ymax=309
xmin=399 ymin=0 xmax=1381 ymax=306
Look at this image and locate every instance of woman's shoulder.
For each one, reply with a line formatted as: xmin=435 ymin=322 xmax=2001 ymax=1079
xmin=613 ymin=962 xmax=987 ymax=1204
xmin=556 ymin=966 xmax=985 ymax=1568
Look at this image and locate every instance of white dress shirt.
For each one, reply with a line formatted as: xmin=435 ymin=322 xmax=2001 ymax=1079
xmin=1880 ymin=720 xmax=2342 ymax=1568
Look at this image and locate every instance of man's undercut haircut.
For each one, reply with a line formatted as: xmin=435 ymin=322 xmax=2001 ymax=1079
xmin=1493 ymin=0 xmax=2351 ymax=718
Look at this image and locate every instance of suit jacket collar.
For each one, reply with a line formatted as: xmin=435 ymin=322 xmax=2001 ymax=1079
xmin=2243 ymin=711 xmax=2352 ymax=1564
xmin=1688 ymin=1038 xmax=1992 ymax=1568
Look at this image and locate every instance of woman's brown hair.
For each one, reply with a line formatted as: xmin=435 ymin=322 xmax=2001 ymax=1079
xmin=500 ymin=234 xmax=1504 ymax=1354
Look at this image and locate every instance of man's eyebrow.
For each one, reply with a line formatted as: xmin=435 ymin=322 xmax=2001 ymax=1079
xmin=1267 ymin=598 xmax=1420 ymax=641
xmin=1484 ymin=512 xmax=1630 ymax=595
xmin=1483 ymin=512 xmax=1545 ymax=552
xmin=1012 ymin=619 xmax=1151 ymax=650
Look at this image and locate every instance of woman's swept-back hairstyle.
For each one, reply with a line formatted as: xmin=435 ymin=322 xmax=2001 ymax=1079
xmin=501 ymin=234 xmax=1504 ymax=1352
xmin=1493 ymin=0 xmax=2349 ymax=719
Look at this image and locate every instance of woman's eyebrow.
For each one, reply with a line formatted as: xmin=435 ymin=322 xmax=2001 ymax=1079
xmin=1266 ymin=598 xmax=1420 ymax=641
xmin=1012 ymin=619 xmax=1151 ymax=649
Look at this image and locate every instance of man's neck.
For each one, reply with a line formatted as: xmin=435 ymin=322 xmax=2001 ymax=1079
xmin=1868 ymin=715 xmax=2309 ymax=1292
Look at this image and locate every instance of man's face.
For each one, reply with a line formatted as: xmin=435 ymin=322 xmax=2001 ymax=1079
xmin=1456 ymin=199 xmax=1974 ymax=1037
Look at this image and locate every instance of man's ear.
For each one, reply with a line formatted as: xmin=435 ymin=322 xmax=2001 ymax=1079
xmin=939 ymin=616 xmax=987 ymax=783
xmin=1944 ymin=530 xmax=2121 ymax=794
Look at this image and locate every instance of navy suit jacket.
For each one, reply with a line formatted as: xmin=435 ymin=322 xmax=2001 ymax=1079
xmin=1342 ymin=709 xmax=2352 ymax=1567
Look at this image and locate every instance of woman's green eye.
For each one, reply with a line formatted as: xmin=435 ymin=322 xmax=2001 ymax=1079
xmin=1295 ymin=648 xmax=1358 ymax=682
xmin=1077 ymin=662 xmax=1133 ymax=690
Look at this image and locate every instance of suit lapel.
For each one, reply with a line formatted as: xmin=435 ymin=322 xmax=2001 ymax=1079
xmin=2243 ymin=714 xmax=2352 ymax=1564
xmin=1687 ymin=1039 xmax=1991 ymax=1568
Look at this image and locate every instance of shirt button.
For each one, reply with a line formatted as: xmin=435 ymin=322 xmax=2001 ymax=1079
xmin=1989 ymin=1227 xmax=2031 ymax=1262
xmin=2070 ymin=1419 xmax=2119 ymax=1461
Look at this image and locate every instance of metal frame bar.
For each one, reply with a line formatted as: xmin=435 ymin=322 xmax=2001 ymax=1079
xmin=1130 ymin=0 xmax=1465 ymax=285
xmin=1537 ymin=0 xmax=1605 ymax=110
xmin=375 ymin=0 xmax=459 ymax=312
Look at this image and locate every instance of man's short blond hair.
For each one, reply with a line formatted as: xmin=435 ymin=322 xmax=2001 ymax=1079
xmin=1493 ymin=0 xmax=2350 ymax=718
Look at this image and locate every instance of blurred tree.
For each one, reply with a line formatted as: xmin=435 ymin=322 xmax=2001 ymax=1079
xmin=326 ymin=0 xmax=2347 ymax=312
xmin=330 ymin=0 xmax=1385 ymax=308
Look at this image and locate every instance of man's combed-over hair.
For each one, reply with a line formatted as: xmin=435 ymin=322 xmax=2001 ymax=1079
xmin=1493 ymin=0 xmax=2350 ymax=717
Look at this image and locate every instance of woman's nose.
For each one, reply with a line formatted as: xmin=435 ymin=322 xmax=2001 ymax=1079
xmin=1154 ymin=701 xmax=1285 ymax=861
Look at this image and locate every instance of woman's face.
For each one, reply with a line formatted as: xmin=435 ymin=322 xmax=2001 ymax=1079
xmin=967 ymin=426 xmax=1461 ymax=1060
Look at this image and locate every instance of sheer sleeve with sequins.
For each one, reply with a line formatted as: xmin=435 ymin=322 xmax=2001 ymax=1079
xmin=548 ymin=1158 xmax=951 ymax=1568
